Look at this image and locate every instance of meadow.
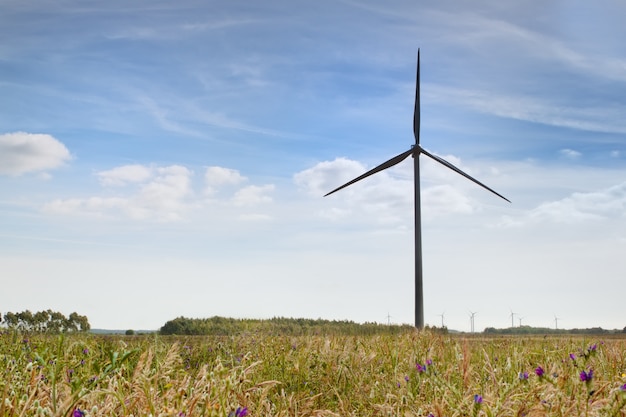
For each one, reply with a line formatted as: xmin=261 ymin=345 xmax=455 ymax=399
xmin=1 ymin=330 xmax=625 ymax=416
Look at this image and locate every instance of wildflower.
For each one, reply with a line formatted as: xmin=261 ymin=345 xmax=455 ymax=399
xmin=620 ymin=383 xmax=626 ymax=391
xmin=519 ymin=371 xmax=529 ymax=380
xmin=228 ymin=407 xmax=248 ymax=417
xmin=588 ymin=343 xmax=597 ymax=352
xmin=82 ymin=348 xmax=89 ymax=355
xmin=73 ymin=409 xmax=85 ymax=417
xmin=474 ymin=394 xmax=483 ymax=404
xmin=426 ymin=359 xmax=433 ymax=366
xmin=416 ymin=363 xmax=426 ymax=373
xmin=580 ymin=369 xmax=593 ymax=382
xmin=404 ymin=375 xmax=409 ymax=382
xmin=535 ymin=366 xmax=544 ymax=377
xmin=569 ymin=353 xmax=576 ymax=361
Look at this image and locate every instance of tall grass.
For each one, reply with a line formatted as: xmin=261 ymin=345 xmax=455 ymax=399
xmin=1 ymin=331 xmax=625 ymax=416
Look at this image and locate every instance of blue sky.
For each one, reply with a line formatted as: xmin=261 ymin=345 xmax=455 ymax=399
xmin=1 ymin=0 xmax=625 ymax=331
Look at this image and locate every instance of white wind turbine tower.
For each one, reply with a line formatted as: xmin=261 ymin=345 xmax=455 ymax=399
xmin=324 ymin=49 xmax=510 ymax=330
xmin=509 ymin=310 xmax=517 ymax=328
xmin=438 ymin=312 xmax=445 ymax=328
xmin=469 ymin=311 xmax=477 ymax=333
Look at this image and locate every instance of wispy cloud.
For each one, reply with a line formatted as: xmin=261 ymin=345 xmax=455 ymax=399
xmin=559 ymin=149 xmax=582 ymax=160
xmin=426 ymin=84 xmax=626 ymax=134
xmin=498 ymin=181 xmax=626 ymax=227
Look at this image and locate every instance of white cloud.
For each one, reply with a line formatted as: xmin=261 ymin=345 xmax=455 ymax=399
xmin=294 ymin=156 xmax=488 ymax=225
xmin=0 ymin=132 xmax=71 ymax=176
xmin=205 ymin=166 xmax=247 ymax=196
xmin=232 ymin=184 xmax=275 ymax=206
xmin=43 ymin=165 xmax=194 ymax=221
xmin=293 ymin=157 xmax=368 ymax=196
xmin=97 ymin=164 xmax=153 ymax=186
xmin=501 ymin=181 xmax=626 ymax=226
xmin=134 ymin=165 xmax=193 ymax=219
xmin=559 ymin=149 xmax=582 ymax=160
xmin=422 ymin=184 xmax=474 ymax=217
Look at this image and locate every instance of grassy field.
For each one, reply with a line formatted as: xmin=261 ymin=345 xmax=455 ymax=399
xmin=1 ymin=330 xmax=625 ymax=416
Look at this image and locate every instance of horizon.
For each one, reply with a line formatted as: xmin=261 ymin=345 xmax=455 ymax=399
xmin=1 ymin=1 xmax=625 ymax=332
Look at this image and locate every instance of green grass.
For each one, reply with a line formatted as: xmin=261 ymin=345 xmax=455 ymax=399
xmin=1 ymin=331 xmax=625 ymax=416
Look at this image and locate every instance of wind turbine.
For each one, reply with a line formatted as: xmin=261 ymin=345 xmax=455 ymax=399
xmin=324 ymin=49 xmax=510 ymax=329
xmin=509 ymin=310 xmax=516 ymax=328
xmin=469 ymin=311 xmax=478 ymax=333
xmin=438 ymin=312 xmax=445 ymax=328
xmin=554 ymin=315 xmax=560 ymax=330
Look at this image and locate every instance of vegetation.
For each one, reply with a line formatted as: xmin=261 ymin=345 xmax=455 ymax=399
xmin=2 ymin=329 xmax=625 ymax=416
xmin=158 ymin=316 xmax=418 ymax=336
xmin=484 ymin=326 xmax=625 ymax=335
xmin=1 ymin=310 xmax=90 ymax=333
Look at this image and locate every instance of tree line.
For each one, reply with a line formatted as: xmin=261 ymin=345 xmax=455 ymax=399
xmin=483 ymin=325 xmax=626 ymax=335
xmin=159 ymin=316 xmax=419 ymax=336
xmin=1 ymin=310 xmax=90 ymax=333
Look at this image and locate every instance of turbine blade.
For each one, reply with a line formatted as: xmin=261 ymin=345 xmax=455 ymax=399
xmin=413 ymin=49 xmax=420 ymax=145
xmin=418 ymin=146 xmax=511 ymax=203
xmin=324 ymin=148 xmax=415 ymax=197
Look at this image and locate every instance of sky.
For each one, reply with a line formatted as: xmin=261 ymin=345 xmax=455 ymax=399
xmin=1 ymin=0 xmax=625 ymax=332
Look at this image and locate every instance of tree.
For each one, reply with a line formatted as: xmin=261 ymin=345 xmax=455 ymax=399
xmin=2 ymin=310 xmax=90 ymax=333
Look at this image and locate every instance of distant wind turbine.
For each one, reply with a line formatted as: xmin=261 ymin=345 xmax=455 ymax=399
xmin=509 ymin=310 xmax=517 ymax=328
xmin=469 ymin=311 xmax=478 ymax=333
xmin=554 ymin=315 xmax=560 ymax=330
xmin=438 ymin=312 xmax=445 ymax=328
xmin=324 ymin=49 xmax=510 ymax=329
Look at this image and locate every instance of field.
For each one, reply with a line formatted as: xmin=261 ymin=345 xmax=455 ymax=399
xmin=1 ymin=331 xmax=625 ymax=416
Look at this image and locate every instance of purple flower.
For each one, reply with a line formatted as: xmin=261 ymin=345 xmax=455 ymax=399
xmin=474 ymin=394 xmax=483 ymax=404
xmin=404 ymin=375 xmax=409 ymax=382
xmin=588 ymin=344 xmax=597 ymax=352
xmin=519 ymin=371 xmax=529 ymax=380
xmin=82 ymin=348 xmax=89 ymax=355
xmin=620 ymin=383 xmax=626 ymax=391
xmin=73 ymin=409 xmax=85 ymax=417
xmin=235 ymin=407 xmax=248 ymax=417
xmin=426 ymin=359 xmax=433 ymax=366
xmin=569 ymin=353 xmax=576 ymax=361
xmin=580 ymin=369 xmax=593 ymax=382
xmin=416 ymin=363 xmax=426 ymax=373
xmin=535 ymin=366 xmax=545 ymax=377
